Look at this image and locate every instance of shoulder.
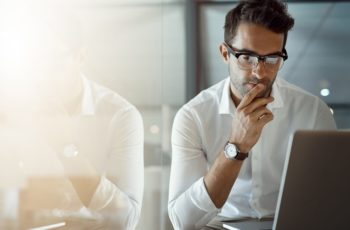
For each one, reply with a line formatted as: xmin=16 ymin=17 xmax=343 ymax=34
xmin=276 ymin=78 xmax=336 ymax=129
xmin=276 ymin=78 xmax=326 ymax=106
xmin=88 ymin=79 xmax=142 ymax=120
xmin=180 ymin=78 xmax=227 ymax=116
xmin=88 ymin=80 xmax=136 ymax=111
xmin=275 ymin=78 xmax=333 ymax=122
xmin=173 ymin=78 xmax=227 ymax=137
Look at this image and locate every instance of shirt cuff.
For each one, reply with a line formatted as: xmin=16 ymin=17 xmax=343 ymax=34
xmin=88 ymin=176 xmax=116 ymax=211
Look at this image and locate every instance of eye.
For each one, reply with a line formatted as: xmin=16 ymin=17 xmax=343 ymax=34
xmin=265 ymin=56 xmax=280 ymax=65
xmin=240 ymin=54 xmax=255 ymax=63
xmin=241 ymin=55 xmax=250 ymax=60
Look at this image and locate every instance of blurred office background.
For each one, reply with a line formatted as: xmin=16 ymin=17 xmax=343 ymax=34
xmin=0 ymin=0 xmax=349 ymax=229
xmin=79 ymin=1 xmax=350 ymax=229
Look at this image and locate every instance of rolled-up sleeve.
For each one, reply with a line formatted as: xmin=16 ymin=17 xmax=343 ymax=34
xmin=88 ymin=106 xmax=144 ymax=230
xmin=168 ymin=106 xmax=219 ymax=230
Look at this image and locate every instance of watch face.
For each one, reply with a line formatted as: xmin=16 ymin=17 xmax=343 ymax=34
xmin=225 ymin=143 xmax=237 ymax=158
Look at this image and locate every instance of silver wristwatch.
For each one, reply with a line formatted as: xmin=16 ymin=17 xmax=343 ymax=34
xmin=224 ymin=142 xmax=248 ymax=161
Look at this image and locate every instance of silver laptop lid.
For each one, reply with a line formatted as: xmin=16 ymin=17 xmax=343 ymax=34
xmin=273 ymin=130 xmax=350 ymax=230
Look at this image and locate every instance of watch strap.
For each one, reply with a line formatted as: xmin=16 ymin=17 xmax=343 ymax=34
xmin=234 ymin=151 xmax=248 ymax=160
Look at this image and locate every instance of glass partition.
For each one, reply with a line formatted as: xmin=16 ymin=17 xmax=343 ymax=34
xmin=0 ymin=0 xmax=185 ymax=229
xmin=1 ymin=1 xmax=347 ymax=230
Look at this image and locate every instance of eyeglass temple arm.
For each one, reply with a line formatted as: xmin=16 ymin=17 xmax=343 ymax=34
xmin=282 ymin=48 xmax=288 ymax=60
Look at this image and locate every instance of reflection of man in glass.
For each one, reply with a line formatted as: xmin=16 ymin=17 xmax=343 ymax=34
xmin=168 ymin=0 xmax=336 ymax=229
xmin=0 ymin=4 xmax=143 ymax=230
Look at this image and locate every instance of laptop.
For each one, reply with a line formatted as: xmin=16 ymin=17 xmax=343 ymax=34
xmin=223 ymin=130 xmax=350 ymax=230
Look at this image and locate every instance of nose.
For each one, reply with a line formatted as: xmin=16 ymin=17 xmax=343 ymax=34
xmin=252 ymin=60 xmax=268 ymax=79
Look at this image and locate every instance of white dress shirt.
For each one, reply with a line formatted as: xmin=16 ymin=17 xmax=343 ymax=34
xmin=168 ymin=77 xmax=336 ymax=230
xmin=0 ymin=75 xmax=144 ymax=229
xmin=76 ymin=76 xmax=144 ymax=229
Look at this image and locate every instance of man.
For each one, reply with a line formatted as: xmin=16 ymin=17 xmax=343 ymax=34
xmin=0 ymin=5 xmax=143 ymax=230
xmin=168 ymin=0 xmax=336 ymax=229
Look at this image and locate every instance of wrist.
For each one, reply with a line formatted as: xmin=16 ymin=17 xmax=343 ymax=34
xmin=224 ymin=142 xmax=249 ymax=161
xmin=228 ymin=140 xmax=250 ymax=154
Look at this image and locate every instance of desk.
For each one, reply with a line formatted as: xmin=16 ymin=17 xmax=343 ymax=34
xmin=203 ymin=216 xmax=274 ymax=230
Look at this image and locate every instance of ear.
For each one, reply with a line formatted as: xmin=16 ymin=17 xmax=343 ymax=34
xmin=219 ymin=43 xmax=230 ymax=64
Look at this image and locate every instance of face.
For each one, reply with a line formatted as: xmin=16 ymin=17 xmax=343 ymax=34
xmin=220 ymin=22 xmax=284 ymax=102
xmin=0 ymin=20 xmax=83 ymax=110
xmin=36 ymin=34 xmax=83 ymax=101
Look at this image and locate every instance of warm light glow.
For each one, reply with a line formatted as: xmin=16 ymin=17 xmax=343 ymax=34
xmin=0 ymin=4 xmax=83 ymax=114
xmin=149 ymin=124 xmax=160 ymax=134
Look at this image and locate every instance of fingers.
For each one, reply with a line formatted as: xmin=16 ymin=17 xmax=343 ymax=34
xmin=258 ymin=112 xmax=274 ymax=124
xmin=251 ymin=107 xmax=273 ymax=122
xmin=241 ymin=96 xmax=274 ymax=114
xmin=237 ymin=84 xmax=266 ymax=109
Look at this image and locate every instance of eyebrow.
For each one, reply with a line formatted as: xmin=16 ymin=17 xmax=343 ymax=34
xmin=235 ymin=47 xmax=283 ymax=56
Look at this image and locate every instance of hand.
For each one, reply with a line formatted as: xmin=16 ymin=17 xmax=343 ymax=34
xmin=35 ymin=104 xmax=100 ymax=207
xmin=230 ymin=84 xmax=274 ymax=153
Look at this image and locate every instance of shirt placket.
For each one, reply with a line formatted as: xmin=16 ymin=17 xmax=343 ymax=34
xmin=250 ymin=135 xmax=264 ymax=214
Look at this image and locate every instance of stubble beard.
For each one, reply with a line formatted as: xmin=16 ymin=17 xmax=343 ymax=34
xmin=230 ymin=73 xmax=276 ymax=99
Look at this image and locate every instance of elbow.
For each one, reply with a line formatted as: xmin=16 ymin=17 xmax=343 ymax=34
xmin=168 ymin=201 xmax=194 ymax=230
xmin=104 ymin=198 xmax=141 ymax=230
xmin=168 ymin=202 xmax=180 ymax=229
xmin=122 ymin=199 xmax=142 ymax=230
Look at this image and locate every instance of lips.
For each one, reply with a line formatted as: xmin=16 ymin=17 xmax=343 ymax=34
xmin=245 ymin=82 xmax=258 ymax=90
xmin=244 ymin=82 xmax=271 ymax=98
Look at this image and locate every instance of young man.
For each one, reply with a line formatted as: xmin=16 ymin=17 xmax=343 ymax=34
xmin=168 ymin=0 xmax=336 ymax=229
xmin=0 ymin=5 xmax=143 ymax=229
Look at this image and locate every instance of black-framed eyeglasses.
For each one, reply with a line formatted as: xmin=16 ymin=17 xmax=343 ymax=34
xmin=224 ymin=42 xmax=288 ymax=71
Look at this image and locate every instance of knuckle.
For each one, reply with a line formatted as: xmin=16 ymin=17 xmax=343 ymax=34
xmin=238 ymin=107 xmax=246 ymax=115
xmin=263 ymin=108 xmax=270 ymax=114
xmin=242 ymin=109 xmax=249 ymax=116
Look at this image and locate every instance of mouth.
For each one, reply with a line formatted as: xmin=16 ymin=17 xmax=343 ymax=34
xmin=245 ymin=82 xmax=271 ymax=98
xmin=245 ymin=82 xmax=259 ymax=90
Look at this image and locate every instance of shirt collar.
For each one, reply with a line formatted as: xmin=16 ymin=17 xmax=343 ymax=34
xmin=79 ymin=74 xmax=95 ymax=116
xmin=268 ymin=78 xmax=284 ymax=110
xmin=219 ymin=77 xmax=284 ymax=115
xmin=219 ymin=77 xmax=236 ymax=115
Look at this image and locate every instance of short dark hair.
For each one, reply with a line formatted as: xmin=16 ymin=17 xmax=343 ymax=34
xmin=224 ymin=0 xmax=294 ymax=49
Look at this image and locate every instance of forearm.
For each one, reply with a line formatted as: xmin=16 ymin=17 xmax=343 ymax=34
xmin=58 ymin=153 xmax=101 ymax=207
xmin=68 ymin=175 xmax=100 ymax=207
xmin=203 ymin=84 xmax=274 ymax=208
xmin=61 ymin=176 xmax=142 ymax=230
xmin=88 ymin=176 xmax=142 ymax=229
xmin=204 ymin=151 xmax=243 ymax=208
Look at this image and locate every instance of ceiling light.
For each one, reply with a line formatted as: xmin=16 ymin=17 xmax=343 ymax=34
xmin=320 ymin=88 xmax=330 ymax=97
